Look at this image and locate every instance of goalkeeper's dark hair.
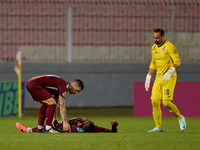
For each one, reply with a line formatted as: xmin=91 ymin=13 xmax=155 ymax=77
xmin=73 ymin=79 xmax=84 ymax=90
xmin=83 ymin=123 xmax=95 ymax=132
xmin=154 ymin=28 xmax=165 ymax=37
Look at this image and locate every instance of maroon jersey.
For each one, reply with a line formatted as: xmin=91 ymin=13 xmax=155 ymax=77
xmin=54 ymin=118 xmax=106 ymax=133
xmin=26 ymin=75 xmax=69 ymax=102
xmin=55 ymin=121 xmax=84 ymax=133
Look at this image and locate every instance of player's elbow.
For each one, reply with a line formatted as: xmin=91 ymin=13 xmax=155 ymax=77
xmin=174 ymin=59 xmax=181 ymax=66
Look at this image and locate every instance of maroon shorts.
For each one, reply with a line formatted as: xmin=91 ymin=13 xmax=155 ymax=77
xmin=26 ymin=80 xmax=52 ymax=102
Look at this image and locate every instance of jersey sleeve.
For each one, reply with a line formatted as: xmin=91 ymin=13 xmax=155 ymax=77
xmin=58 ymin=86 xmax=68 ymax=98
xmin=149 ymin=56 xmax=156 ymax=70
xmin=149 ymin=46 xmax=156 ymax=70
xmin=167 ymin=44 xmax=181 ymax=66
xmin=94 ymin=125 xmax=107 ymax=132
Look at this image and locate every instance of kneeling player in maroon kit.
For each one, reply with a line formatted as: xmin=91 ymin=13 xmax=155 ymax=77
xmin=16 ymin=118 xmax=118 ymax=133
xmin=26 ymin=75 xmax=84 ymax=133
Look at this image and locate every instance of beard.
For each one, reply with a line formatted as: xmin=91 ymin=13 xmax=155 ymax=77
xmin=69 ymin=89 xmax=72 ymax=94
xmin=68 ymin=87 xmax=75 ymax=94
xmin=155 ymin=41 xmax=160 ymax=45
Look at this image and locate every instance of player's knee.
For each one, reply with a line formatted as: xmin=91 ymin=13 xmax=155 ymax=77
xmin=41 ymin=98 xmax=57 ymax=105
xmin=151 ymin=99 xmax=160 ymax=107
xmin=48 ymin=99 xmax=56 ymax=105
xmin=162 ymin=100 xmax=171 ymax=108
xmin=49 ymin=101 xmax=56 ymax=105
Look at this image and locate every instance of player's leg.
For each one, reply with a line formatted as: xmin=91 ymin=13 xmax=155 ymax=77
xmin=41 ymin=98 xmax=58 ymax=133
xmin=162 ymin=76 xmax=186 ymax=131
xmin=37 ymin=104 xmax=47 ymax=132
xmin=26 ymin=83 xmax=58 ymax=133
xmin=151 ymin=99 xmax=162 ymax=128
xmin=148 ymin=80 xmax=163 ymax=132
xmin=16 ymin=122 xmax=42 ymax=133
xmin=162 ymin=100 xmax=182 ymax=119
xmin=16 ymin=122 xmax=33 ymax=133
xmin=162 ymin=100 xmax=186 ymax=131
xmin=26 ymin=82 xmax=49 ymax=132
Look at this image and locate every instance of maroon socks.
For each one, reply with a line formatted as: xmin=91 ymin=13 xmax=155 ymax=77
xmin=45 ymin=104 xmax=56 ymax=126
xmin=38 ymin=104 xmax=47 ymax=126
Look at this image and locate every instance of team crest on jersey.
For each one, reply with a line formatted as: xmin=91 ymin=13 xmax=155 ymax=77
xmin=162 ymin=47 xmax=166 ymax=52
xmin=62 ymin=92 xmax=67 ymax=97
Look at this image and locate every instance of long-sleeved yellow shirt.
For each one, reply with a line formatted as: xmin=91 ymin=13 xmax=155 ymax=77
xmin=149 ymin=40 xmax=181 ymax=77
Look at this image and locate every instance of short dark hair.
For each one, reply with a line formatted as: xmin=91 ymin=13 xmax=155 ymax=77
xmin=83 ymin=123 xmax=95 ymax=132
xmin=74 ymin=79 xmax=84 ymax=90
xmin=153 ymin=28 xmax=165 ymax=37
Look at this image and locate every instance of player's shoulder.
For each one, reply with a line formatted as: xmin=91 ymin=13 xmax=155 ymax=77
xmin=165 ymin=40 xmax=176 ymax=49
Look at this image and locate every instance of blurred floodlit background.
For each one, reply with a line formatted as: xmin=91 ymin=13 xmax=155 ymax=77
xmin=0 ymin=0 xmax=199 ymax=63
xmin=0 ymin=0 xmax=200 ymax=111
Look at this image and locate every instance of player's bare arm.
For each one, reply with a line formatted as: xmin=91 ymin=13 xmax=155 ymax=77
xmin=52 ymin=103 xmax=58 ymax=128
xmin=172 ymin=64 xmax=179 ymax=70
xmin=101 ymin=120 xmax=118 ymax=132
xmin=148 ymin=68 xmax=155 ymax=76
xmin=111 ymin=120 xmax=118 ymax=132
xmin=53 ymin=97 xmax=59 ymax=120
xmin=58 ymin=96 xmax=70 ymax=131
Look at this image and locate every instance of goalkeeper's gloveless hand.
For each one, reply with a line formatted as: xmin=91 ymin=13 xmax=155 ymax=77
xmin=162 ymin=67 xmax=175 ymax=81
xmin=145 ymin=74 xmax=152 ymax=92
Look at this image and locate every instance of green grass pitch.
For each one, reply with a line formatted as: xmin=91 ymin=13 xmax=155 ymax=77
xmin=0 ymin=116 xmax=200 ymax=150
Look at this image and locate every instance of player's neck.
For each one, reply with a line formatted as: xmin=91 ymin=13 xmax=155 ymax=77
xmin=157 ymin=40 xmax=166 ymax=47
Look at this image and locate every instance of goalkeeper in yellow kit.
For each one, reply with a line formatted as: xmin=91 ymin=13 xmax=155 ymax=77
xmin=145 ymin=28 xmax=186 ymax=132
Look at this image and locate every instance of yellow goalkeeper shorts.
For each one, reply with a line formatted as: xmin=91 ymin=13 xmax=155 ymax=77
xmin=151 ymin=75 xmax=177 ymax=100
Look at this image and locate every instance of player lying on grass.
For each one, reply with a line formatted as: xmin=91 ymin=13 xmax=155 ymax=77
xmin=16 ymin=118 xmax=118 ymax=133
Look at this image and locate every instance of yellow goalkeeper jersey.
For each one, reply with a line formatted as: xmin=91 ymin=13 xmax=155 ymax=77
xmin=149 ymin=40 xmax=181 ymax=77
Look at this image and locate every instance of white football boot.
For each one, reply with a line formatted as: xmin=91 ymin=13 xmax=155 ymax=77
xmin=148 ymin=127 xmax=163 ymax=132
xmin=179 ymin=115 xmax=186 ymax=131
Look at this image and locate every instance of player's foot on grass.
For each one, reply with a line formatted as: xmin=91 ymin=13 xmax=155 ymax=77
xmin=36 ymin=128 xmax=44 ymax=133
xmin=45 ymin=127 xmax=59 ymax=133
xmin=148 ymin=127 xmax=163 ymax=132
xmin=16 ymin=122 xmax=28 ymax=132
xmin=179 ymin=115 xmax=186 ymax=131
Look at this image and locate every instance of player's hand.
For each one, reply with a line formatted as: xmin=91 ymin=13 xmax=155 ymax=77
xmin=111 ymin=120 xmax=118 ymax=132
xmin=63 ymin=121 xmax=70 ymax=132
xmin=111 ymin=120 xmax=118 ymax=127
xmin=145 ymin=79 xmax=150 ymax=91
xmin=162 ymin=72 xmax=172 ymax=81
xmin=52 ymin=119 xmax=58 ymax=129
xmin=162 ymin=67 xmax=175 ymax=81
xmin=145 ymin=74 xmax=152 ymax=92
